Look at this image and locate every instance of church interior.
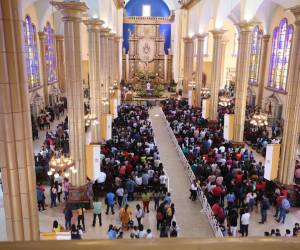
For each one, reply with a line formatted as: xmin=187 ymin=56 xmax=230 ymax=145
xmin=1 ymin=0 xmax=300 ymax=248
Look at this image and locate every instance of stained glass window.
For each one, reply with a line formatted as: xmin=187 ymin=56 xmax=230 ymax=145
xmin=24 ymin=16 xmax=40 ymax=89
xmin=268 ymin=18 xmax=293 ymax=91
xmin=44 ymin=22 xmax=57 ymax=83
xmin=249 ymin=26 xmax=262 ymax=85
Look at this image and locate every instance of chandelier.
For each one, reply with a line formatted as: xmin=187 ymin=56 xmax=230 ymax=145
xmin=85 ymin=114 xmax=99 ymax=127
xmin=201 ymin=87 xmax=211 ymax=99
xmin=219 ymin=95 xmax=232 ymax=107
xmin=48 ymin=154 xmax=76 ymax=178
xmin=102 ymin=98 xmax=109 ymax=106
xmin=188 ymin=80 xmax=196 ymax=89
xmin=250 ymin=112 xmax=268 ymax=127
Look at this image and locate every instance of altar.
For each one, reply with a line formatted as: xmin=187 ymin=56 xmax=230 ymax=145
xmin=122 ymin=14 xmax=173 ymax=86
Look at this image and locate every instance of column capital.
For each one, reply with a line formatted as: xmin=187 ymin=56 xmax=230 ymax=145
xmin=55 ymin=34 xmax=64 ymax=41
xmin=210 ymin=29 xmax=226 ymax=38
xmin=100 ymin=27 xmax=111 ymax=36
xmin=108 ymin=32 xmax=116 ymax=40
xmin=289 ymin=5 xmax=300 ymax=23
xmin=183 ymin=37 xmax=193 ymax=43
xmin=51 ymin=1 xmax=88 ymax=20
xmin=84 ymin=18 xmax=104 ymax=32
xmin=236 ymin=21 xmax=255 ymax=32
xmin=38 ymin=31 xmax=46 ymax=41
xmin=114 ymin=36 xmax=123 ymax=42
xmin=194 ymin=33 xmax=208 ymax=41
xmin=262 ymin=34 xmax=270 ymax=42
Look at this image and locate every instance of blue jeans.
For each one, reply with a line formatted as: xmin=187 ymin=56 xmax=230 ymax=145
xmin=261 ymin=209 xmax=267 ymax=223
xmin=51 ymin=194 xmax=57 ymax=207
xmin=64 ymin=191 xmax=69 ymax=200
xmin=65 ymin=218 xmax=72 ymax=230
xmin=278 ymin=207 xmax=286 ymax=223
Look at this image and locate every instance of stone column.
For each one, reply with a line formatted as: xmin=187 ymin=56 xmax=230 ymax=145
xmin=183 ymin=37 xmax=193 ymax=94
xmin=85 ymin=19 xmax=103 ymax=144
xmin=55 ymin=35 xmax=66 ymax=93
xmin=278 ymin=6 xmax=300 ymax=184
xmin=195 ymin=33 xmax=206 ymax=108
xmin=233 ymin=22 xmax=253 ymax=142
xmin=209 ymin=30 xmax=226 ymax=120
xmin=38 ymin=31 xmax=49 ymax=106
xmin=257 ymin=35 xmax=270 ymax=107
xmin=0 ymin=0 xmax=39 ymax=241
xmin=114 ymin=36 xmax=122 ymax=83
xmin=108 ymin=33 xmax=115 ymax=89
xmin=52 ymin=1 xmax=88 ymax=186
xmin=100 ymin=27 xmax=111 ymax=114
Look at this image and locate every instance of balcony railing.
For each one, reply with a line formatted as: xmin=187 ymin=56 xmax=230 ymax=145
xmin=1 ymin=238 xmax=300 ymax=250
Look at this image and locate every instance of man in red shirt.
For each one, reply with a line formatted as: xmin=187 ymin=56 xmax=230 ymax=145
xmin=212 ymin=185 xmax=223 ymax=203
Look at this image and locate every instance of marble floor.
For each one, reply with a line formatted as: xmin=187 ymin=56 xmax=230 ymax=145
xmin=0 ymin=105 xmax=299 ymax=241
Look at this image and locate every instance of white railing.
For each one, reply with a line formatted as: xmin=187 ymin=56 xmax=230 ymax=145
xmin=160 ymin=109 xmax=224 ymax=238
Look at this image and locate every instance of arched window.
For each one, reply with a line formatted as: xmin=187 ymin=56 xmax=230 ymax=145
xmin=44 ymin=22 xmax=57 ymax=83
xmin=249 ymin=26 xmax=263 ymax=85
xmin=268 ymin=18 xmax=293 ymax=91
xmin=24 ymin=16 xmax=40 ymax=89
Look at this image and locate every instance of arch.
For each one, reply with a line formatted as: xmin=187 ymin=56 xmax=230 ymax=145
xmin=125 ymin=0 xmax=170 ymax=17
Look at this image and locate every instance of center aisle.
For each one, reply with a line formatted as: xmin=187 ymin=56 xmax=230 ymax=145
xmin=149 ymin=106 xmax=213 ymax=237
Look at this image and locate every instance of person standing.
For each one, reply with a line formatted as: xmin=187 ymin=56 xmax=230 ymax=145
xmin=119 ymin=204 xmax=132 ymax=230
xmin=57 ymin=183 xmax=63 ymax=203
xmin=106 ymin=191 xmax=116 ymax=215
xmin=92 ymin=198 xmax=102 ymax=227
xmin=241 ymin=208 xmax=250 ymax=237
xmin=134 ymin=204 xmax=144 ymax=227
xmin=63 ymin=178 xmax=70 ymax=201
xmin=229 ymin=209 xmax=238 ymax=237
xmin=116 ymin=186 xmax=124 ymax=207
xmin=141 ymin=190 xmax=151 ymax=213
xmin=37 ymin=186 xmax=45 ymax=211
xmin=153 ymin=190 xmax=160 ymax=210
xmin=259 ymin=195 xmax=270 ymax=224
xmin=190 ymin=180 xmax=198 ymax=201
xmin=50 ymin=184 xmax=57 ymax=208
xmin=77 ymin=207 xmax=86 ymax=232
xmin=64 ymin=205 xmax=73 ymax=231
xmin=277 ymin=197 xmax=290 ymax=224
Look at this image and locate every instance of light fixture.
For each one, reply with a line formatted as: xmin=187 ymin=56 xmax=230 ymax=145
xmin=250 ymin=111 xmax=268 ymax=127
xmin=48 ymin=153 xmax=76 ymax=178
xmin=102 ymin=98 xmax=109 ymax=106
xmin=201 ymin=87 xmax=211 ymax=99
xmin=219 ymin=95 xmax=232 ymax=107
xmin=85 ymin=114 xmax=99 ymax=127
xmin=188 ymin=80 xmax=196 ymax=89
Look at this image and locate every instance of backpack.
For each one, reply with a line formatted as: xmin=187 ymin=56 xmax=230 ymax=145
xmin=156 ymin=211 xmax=163 ymax=221
xmin=170 ymin=228 xmax=178 ymax=237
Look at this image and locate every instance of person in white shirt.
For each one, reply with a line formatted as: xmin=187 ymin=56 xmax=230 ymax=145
xmin=241 ymin=208 xmax=250 ymax=237
xmin=96 ymin=172 xmax=107 ymax=184
xmin=146 ymin=229 xmax=153 ymax=239
xmin=138 ymin=224 xmax=146 ymax=239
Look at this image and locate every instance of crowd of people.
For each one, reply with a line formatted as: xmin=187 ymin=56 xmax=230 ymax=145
xmin=162 ymin=98 xmax=294 ymax=237
xmin=37 ymin=104 xmax=180 ymax=239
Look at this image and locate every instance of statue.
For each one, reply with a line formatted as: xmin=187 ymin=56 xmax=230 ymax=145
xmin=146 ymin=82 xmax=151 ymax=91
